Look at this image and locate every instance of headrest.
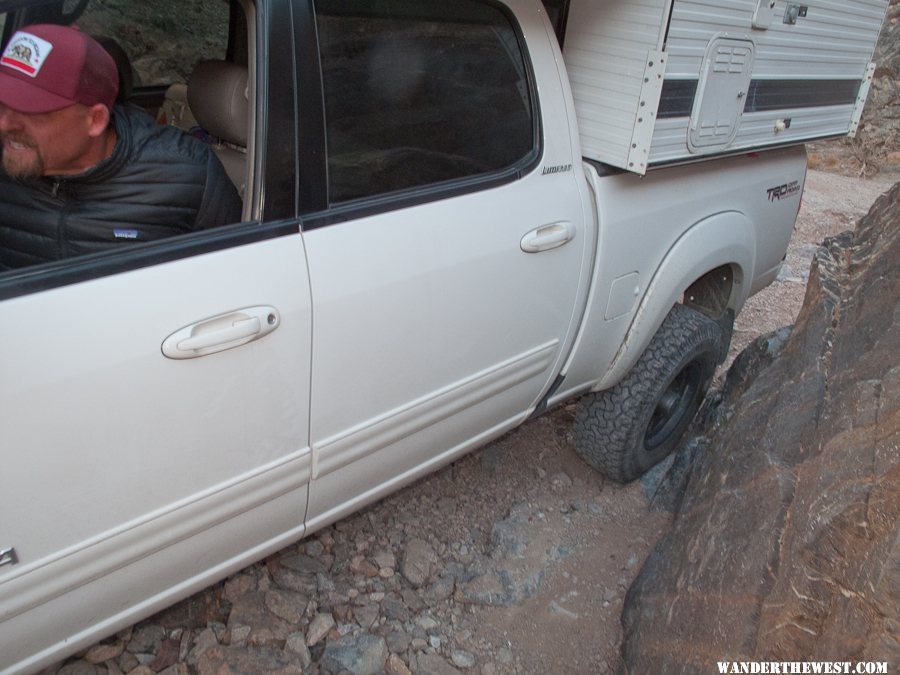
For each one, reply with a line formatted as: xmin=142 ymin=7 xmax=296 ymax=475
xmin=95 ymin=36 xmax=135 ymax=102
xmin=188 ymin=60 xmax=248 ymax=146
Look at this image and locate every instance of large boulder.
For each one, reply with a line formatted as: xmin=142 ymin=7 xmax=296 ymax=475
xmin=620 ymin=182 xmax=900 ymax=673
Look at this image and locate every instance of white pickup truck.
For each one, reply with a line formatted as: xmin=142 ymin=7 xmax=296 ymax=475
xmin=0 ymin=0 xmax=886 ymax=671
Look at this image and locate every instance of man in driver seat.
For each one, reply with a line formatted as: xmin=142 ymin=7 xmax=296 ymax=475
xmin=0 ymin=23 xmax=242 ymax=270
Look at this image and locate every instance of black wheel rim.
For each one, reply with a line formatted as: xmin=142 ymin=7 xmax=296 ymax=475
xmin=644 ymin=361 xmax=702 ymax=452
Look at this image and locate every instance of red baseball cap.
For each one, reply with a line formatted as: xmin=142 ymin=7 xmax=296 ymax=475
xmin=0 ymin=23 xmax=118 ymax=114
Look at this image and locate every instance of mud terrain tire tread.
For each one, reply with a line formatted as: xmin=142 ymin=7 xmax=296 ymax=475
xmin=573 ymin=303 xmax=722 ymax=483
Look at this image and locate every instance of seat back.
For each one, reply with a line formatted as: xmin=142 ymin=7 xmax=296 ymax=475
xmin=95 ymin=36 xmax=137 ymax=102
xmin=187 ymin=60 xmax=249 ymax=195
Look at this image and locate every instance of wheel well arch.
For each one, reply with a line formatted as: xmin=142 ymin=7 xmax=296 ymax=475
xmin=595 ymin=211 xmax=755 ymax=391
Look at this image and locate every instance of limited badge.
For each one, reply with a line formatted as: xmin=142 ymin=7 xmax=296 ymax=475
xmin=1 ymin=31 xmax=54 ymax=78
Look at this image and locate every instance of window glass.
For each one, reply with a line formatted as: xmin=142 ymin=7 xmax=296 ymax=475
xmin=76 ymin=0 xmax=229 ymax=86
xmin=315 ymin=0 xmax=535 ymax=203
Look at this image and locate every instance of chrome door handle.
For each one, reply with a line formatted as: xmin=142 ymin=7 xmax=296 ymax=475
xmin=520 ymin=221 xmax=575 ymax=253
xmin=162 ymin=306 xmax=280 ymax=359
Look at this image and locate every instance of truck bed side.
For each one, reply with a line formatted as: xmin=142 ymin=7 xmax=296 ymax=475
xmin=553 ymin=145 xmax=807 ymax=404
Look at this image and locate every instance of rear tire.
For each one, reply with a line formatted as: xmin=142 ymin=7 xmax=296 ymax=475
xmin=573 ymin=304 xmax=722 ymax=483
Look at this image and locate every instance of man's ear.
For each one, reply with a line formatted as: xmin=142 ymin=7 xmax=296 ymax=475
xmin=86 ymin=104 xmax=112 ymax=138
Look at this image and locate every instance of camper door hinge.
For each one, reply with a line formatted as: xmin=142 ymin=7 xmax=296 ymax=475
xmin=0 ymin=547 xmax=18 ymax=568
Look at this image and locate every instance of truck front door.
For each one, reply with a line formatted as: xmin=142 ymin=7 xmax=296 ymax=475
xmin=0 ymin=1 xmax=312 ymax=670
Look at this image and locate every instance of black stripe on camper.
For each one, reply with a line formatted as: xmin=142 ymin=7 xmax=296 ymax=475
xmin=743 ymin=79 xmax=861 ymax=112
xmin=658 ymin=80 xmax=697 ymax=118
xmin=657 ymin=78 xmax=861 ymax=119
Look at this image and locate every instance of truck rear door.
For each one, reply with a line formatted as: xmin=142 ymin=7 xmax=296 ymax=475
xmin=297 ymin=0 xmax=592 ymax=525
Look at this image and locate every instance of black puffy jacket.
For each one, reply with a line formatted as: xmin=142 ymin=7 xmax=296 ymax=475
xmin=0 ymin=104 xmax=242 ymax=270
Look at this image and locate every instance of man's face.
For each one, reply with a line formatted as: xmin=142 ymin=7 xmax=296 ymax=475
xmin=0 ymin=103 xmax=97 ymax=179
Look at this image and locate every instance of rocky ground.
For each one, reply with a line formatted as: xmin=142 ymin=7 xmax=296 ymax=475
xmin=45 ymin=168 xmax=898 ymax=675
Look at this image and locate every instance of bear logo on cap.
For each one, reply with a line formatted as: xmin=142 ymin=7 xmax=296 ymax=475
xmin=1 ymin=31 xmax=54 ymax=78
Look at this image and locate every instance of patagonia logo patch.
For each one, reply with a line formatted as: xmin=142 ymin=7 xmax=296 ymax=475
xmin=1 ymin=31 xmax=54 ymax=78
xmin=114 ymin=229 xmax=140 ymax=240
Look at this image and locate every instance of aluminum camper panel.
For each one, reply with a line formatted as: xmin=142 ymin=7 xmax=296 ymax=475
xmin=561 ymin=0 xmax=888 ymax=172
xmin=647 ymin=0 xmax=889 ymax=164
xmin=663 ymin=0 xmax=888 ymax=79
xmin=562 ymin=0 xmax=673 ymax=171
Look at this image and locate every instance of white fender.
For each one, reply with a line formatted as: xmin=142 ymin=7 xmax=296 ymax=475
xmin=596 ymin=210 xmax=756 ymax=390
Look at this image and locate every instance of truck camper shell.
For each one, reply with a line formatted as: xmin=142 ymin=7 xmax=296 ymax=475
xmin=550 ymin=0 xmax=889 ymax=174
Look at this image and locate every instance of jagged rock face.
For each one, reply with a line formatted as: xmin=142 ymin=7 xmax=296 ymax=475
xmin=860 ymin=0 xmax=900 ymax=167
xmin=620 ymin=182 xmax=900 ymax=674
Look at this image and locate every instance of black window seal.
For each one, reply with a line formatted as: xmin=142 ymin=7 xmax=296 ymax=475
xmin=302 ymin=0 xmax=543 ymax=230
xmin=261 ymin=0 xmax=304 ymax=221
xmin=292 ymin=0 xmax=329 ymax=216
